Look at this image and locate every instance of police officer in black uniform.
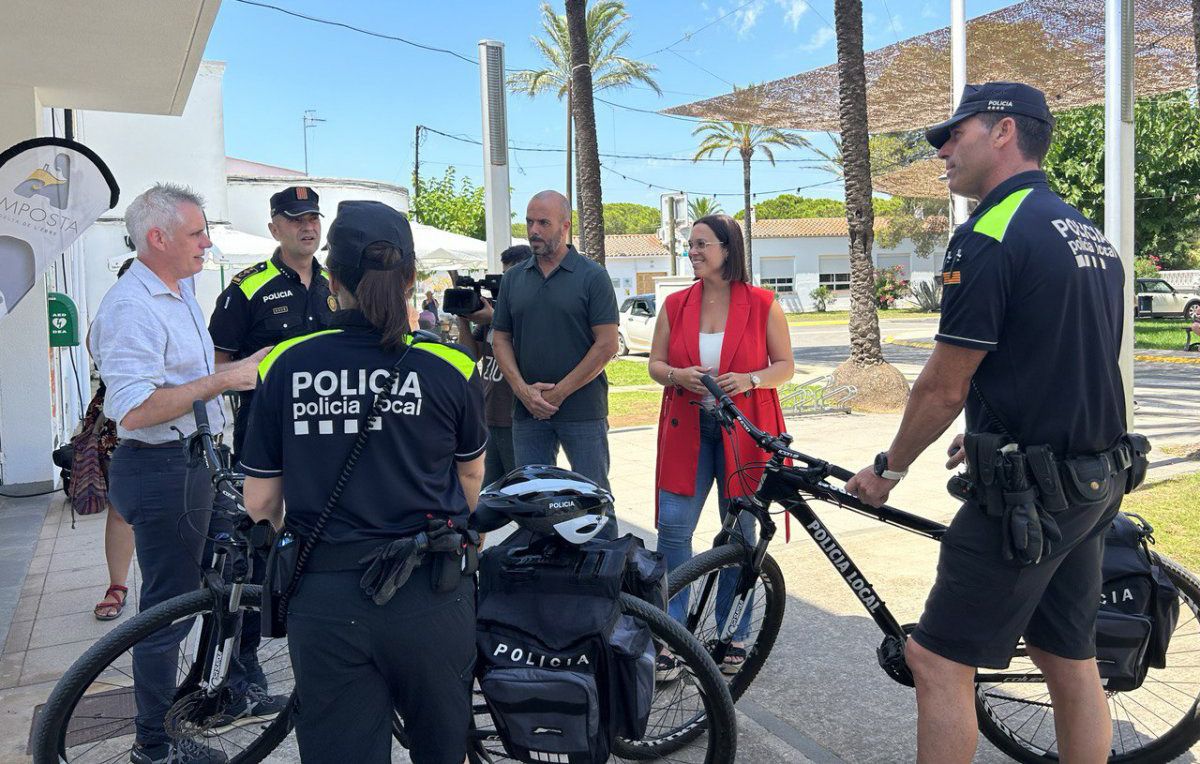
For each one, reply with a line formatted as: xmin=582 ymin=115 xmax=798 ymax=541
xmin=209 ymin=186 xmax=334 ymax=459
xmin=241 ymin=200 xmax=486 ymax=764
xmin=845 ymin=83 xmax=1132 ymax=763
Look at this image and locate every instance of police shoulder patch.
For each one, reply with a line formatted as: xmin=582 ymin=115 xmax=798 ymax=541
xmin=229 ymin=261 xmax=269 ymax=286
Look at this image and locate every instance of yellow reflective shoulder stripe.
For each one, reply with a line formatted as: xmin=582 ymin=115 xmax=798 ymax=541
xmin=973 ymin=188 xmax=1033 ymax=243
xmin=408 ymin=338 xmax=475 ymax=380
xmin=239 ymin=261 xmax=282 ymax=299
xmin=258 ymin=329 xmax=342 ymax=381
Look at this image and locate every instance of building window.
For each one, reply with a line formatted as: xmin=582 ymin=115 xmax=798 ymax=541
xmin=818 ymin=271 xmax=851 ymax=291
xmin=760 ymin=276 xmax=795 ymax=294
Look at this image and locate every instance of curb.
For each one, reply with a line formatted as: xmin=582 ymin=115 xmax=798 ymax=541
xmin=884 ymin=337 xmax=1200 ymax=365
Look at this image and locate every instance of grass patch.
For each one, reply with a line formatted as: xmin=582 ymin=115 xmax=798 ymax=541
xmin=1122 ymin=471 xmax=1200 ymax=572
xmin=785 ymin=308 xmax=940 ymax=324
xmin=608 ymin=390 xmax=661 ymax=428
xmin=1134 ymin=318 xmax=1194 ymax=351
xmin=606 ymin=359 xmax=653 ymax=387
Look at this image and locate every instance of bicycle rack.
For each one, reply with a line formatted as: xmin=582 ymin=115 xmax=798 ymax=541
xmin=779 ymin=374 xmax=857 ymax=416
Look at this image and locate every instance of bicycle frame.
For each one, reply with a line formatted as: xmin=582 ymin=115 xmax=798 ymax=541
xmin=693 ymin=376 xmax=1036 ymax=686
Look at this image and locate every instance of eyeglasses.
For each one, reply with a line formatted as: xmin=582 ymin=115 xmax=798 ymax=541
xmin=687 ymin=239 xmax=722 ymax=251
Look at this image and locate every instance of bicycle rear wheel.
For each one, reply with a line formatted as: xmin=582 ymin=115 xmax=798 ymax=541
xmin=668 ymin=544 xmax=787 ymax=702
xmin=976 ymin=553 xmax=1200 ymax=762
xmin=32 ymin=586 xmax=296 ymax=764
xmin=396 ymin=593 xmax=737 ymax=763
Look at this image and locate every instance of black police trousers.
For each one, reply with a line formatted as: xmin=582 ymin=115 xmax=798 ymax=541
xmin=286 ymin=563 xmax=475 ymax=764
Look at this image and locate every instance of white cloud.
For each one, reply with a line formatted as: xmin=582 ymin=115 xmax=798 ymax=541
xmin=797 ymin=26 xmax=835 ymax=53
xmin=921 ymin=2 xmax=937 ymax=19
xmin=734 ymin=4 xmax=764 ymax=37
xmin=775 ymin=0 xmax=809 ymax=30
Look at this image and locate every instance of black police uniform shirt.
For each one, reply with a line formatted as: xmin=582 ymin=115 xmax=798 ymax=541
xmin=208 ymin=250 xmax=334 ymax=449
xmin=935 ymin=169 xmax=1126 ymax=457
xmin=238 ymin=310 xmax=487 ymax=543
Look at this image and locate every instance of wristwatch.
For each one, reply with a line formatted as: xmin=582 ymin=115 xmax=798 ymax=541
xmin=749 ymin=373 xmax=762 ymax=389
xmin=873 ymin=452 xmax=908 ymax=481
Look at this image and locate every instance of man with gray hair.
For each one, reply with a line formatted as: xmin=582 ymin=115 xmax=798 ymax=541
xmin=90 ymin=183 xmax=268 ymax=764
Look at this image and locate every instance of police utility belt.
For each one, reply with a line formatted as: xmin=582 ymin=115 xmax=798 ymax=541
xmin=948 ymin=432 xmax=1151 ymax=567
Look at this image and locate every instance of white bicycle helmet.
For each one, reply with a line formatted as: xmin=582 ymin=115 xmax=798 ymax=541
xmin=471 ymin=465 xmax=613 ymax=544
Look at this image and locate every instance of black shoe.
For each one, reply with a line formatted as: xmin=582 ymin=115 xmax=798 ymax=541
xmin=204 ymin=683 xmax=287 ymax=732
xmin=655 ymin=653 xmax=683 ymax=682
xmin=130 ymin=738 xmax=228 ymax=764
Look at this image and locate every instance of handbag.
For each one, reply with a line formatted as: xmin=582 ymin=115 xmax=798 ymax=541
xmin=261 ymin=343 xmax=414 ymax=638
xmin=68 ymin=389 xmax=115 ymax=517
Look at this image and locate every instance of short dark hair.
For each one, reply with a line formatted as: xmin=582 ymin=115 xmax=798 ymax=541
xmin=500 ymin=244 xmax=533 ymax=267
xmin=977 ymin=112 xmax=1054 ymax=165
xmin=692 ymin=214 xmax=748 ymax=283
xmin=333 ymin=242 xmax=416 ymax=352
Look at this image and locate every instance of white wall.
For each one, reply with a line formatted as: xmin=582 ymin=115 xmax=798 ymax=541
xmin=227 ymin=177 xmax=410 ymax=245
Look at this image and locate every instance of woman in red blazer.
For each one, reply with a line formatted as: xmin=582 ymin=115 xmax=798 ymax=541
xmin=648 ymin=214 xmax=793 ymax=676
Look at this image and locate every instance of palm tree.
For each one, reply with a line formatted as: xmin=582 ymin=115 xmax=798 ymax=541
xmin=833 ymin=0 xmax=883 ymax=367
xmin=566 ymin=0 xmax=605 ymax=264
xmin=688 ymin=196 xmax=722 ymax=220
xmin=691 ymin=108 xmax=808 ymax=281
xmin=509 ymin=1 xmax=660 ymax=213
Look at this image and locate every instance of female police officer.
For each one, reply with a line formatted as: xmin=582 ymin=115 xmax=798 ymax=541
xmin=241 ymin=200 xmax=486 ymax=763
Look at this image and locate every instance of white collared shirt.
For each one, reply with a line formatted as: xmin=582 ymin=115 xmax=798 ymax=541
xmin=89 ymin=258 xmax=227 ymax=443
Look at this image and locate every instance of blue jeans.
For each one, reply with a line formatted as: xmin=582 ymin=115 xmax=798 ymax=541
xmin=511 ymin=416 xmax=616 ymax=540
xmin=108 ymin=443 xmax=214 ymax=747
xmin=657 ymin=409 xmax=757 ymax=640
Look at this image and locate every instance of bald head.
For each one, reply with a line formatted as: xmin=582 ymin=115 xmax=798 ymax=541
xmin=526 ymin=190 xmax=572 ymax=260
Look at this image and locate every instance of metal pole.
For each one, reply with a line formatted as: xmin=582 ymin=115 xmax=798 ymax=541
xmin=668 ymin=199 xmax=677 ymax=277
xmin=479 ymin=40 xmax=512 ymax=272
xmin=412 ymin=124 xmax=421 ymax=221
xmin=949 ymin=0 xmax=969 ymax=226
xmin=1106 ymin=0 xmax=1136 ymax=427
xmin=303 ymin=114 xmax=308 ymax=176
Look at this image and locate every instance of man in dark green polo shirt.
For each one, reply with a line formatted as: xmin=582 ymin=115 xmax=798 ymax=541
xmin=493 ymin=190 xmax=620 ymax=536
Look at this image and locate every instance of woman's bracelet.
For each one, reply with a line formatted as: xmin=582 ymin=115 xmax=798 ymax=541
xmin=666 ymin=368 xmax=678 ymax=388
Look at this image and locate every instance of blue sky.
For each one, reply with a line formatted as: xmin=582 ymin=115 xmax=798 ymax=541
xmin=204 ymin=0 xmax=1016 ymax=212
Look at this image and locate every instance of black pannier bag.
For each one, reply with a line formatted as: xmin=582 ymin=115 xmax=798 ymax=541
xmin=476 ymin=534 xmax=664 ymax=764
xmin=1095 ymin=513 xmax=1180 ymax=691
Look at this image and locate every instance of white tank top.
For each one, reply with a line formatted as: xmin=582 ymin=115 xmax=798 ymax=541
xmin=698 ymin=332 xmax=724 ymax=406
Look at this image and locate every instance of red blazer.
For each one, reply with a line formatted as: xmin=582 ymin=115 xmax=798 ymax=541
xmin=654 ymin=281 xmax=789 ymax=518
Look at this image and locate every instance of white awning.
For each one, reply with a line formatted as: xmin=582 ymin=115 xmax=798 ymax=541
xmin=412 ymin=222 xmax=487 ymax=272
xmin=206 ymin=226 xmax=279 ymax=268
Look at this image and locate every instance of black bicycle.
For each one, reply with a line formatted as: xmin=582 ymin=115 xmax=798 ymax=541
xmin=35 ymin=402 xmax=738 ymax=764
xmin=666 ymin=375 xmax=1200 ymax=763
xmin=32 ymin=402 xmax=296 ymax=763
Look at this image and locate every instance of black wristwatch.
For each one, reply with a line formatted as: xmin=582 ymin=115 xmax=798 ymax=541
xmin=873 ymin=452 xmax=908 ymax=481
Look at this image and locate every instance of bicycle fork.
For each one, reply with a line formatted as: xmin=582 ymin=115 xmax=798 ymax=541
xmin=184 ymin=536 xmax=251 ymax=699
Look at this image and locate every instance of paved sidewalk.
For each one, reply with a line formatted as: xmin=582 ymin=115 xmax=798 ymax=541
xmin=2 ymin=405 xmax=1199 ymax=761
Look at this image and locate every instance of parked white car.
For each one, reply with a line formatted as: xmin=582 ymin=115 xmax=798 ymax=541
xmin=617 ymin=293 xmax=656 ymax=355
xmin=1135 ymin=278 xmax=1200 ymax=320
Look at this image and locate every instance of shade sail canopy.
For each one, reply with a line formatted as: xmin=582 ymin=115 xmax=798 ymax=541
xmin=411 ymin=222 xmax=488 ymax=272
xmin=874 ymin=157 xmax=949 ymax=199
xmin=662 ymin=0 xmax=1195 ymax=135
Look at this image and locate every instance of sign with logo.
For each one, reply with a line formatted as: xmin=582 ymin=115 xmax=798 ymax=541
xmin=46 ymin=291 xmax=79 ymax=347
xmin=0 ymin=137 xmax=119 ymax=322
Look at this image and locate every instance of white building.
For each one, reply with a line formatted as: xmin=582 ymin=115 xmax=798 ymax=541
xmin=0 ymin=0 xmax=220 ymax=488
xmin=602 ymin=217 xmax=937 ymax=311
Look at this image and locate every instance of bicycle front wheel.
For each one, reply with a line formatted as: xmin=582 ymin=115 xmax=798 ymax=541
xmin=976 ymin=553 xmax=1200 ymax=763
xmin=32 ymin=586 xmax=296 ymax=764
xmin=668 ymin=543 xmax=787 ymax=702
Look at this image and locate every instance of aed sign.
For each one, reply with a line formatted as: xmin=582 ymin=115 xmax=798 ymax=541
xmin=47 ymin=291 xmax=79 ymax=347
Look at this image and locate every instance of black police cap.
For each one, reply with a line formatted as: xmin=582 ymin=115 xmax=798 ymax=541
xmin=925 ymin=82 xmax=1054 ymax=150
xmin=325 ymin=200 xmax=414 ymax=281
xmin=270 ymin=186 xmax=322 ymax=218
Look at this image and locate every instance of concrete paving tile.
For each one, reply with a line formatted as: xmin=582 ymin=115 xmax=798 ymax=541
xmin=28 ymin=609 xmax=129 ymax=651
xmin=48 ymin=531 xmax=102 ymax=555
xmin=3 ymin=618 xmax=32 ymax=654
xmin=32 ymin=538 xmax=52 ymax=558
xmin=42 ymin=563 xmax=109 ymax=595
xmin=37 ymin=525 xmax=56 ymax=542
xmin=11 ymin=595 xmax=38 ymax=625
xmin=19 ymin=574 xmax=44 ymax=598
xmin=23 ymin=556 xmax=48 ymax=577
xmin=46 ymin=546 xmax=107 ymax=573
xmin=34 ymin=586 xmax=136 ymax=620
xmin=19 ymin=639 xmax=95 ymax=685
xmin=0 ymin=650 xmax=24 ymax=690
xmin=0 ymin=678 xmax=56 ymax=762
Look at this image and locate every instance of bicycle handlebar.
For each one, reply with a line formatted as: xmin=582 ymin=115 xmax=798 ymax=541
xmin=698 ymin=374 xmax=856 ymax=483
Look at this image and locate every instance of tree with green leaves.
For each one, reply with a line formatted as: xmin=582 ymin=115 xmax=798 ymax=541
xmin=410 ymin=167 xmax=485 ymax=240
xmin=688 ymin=196 xmax=722 ymax=220
xmin=508 ymin=1 xmax=660 ymax=213
xmin=735 ymin=194 xmax=905 ymax=221
xmin=692 ymin=100 xmax=808 ymax=280
xmin=603 ymin=202 xmax=659 ymax=234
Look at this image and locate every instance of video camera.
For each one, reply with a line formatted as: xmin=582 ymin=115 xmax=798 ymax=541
xmin=443 ymin=272 xmax=503 ymax=317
